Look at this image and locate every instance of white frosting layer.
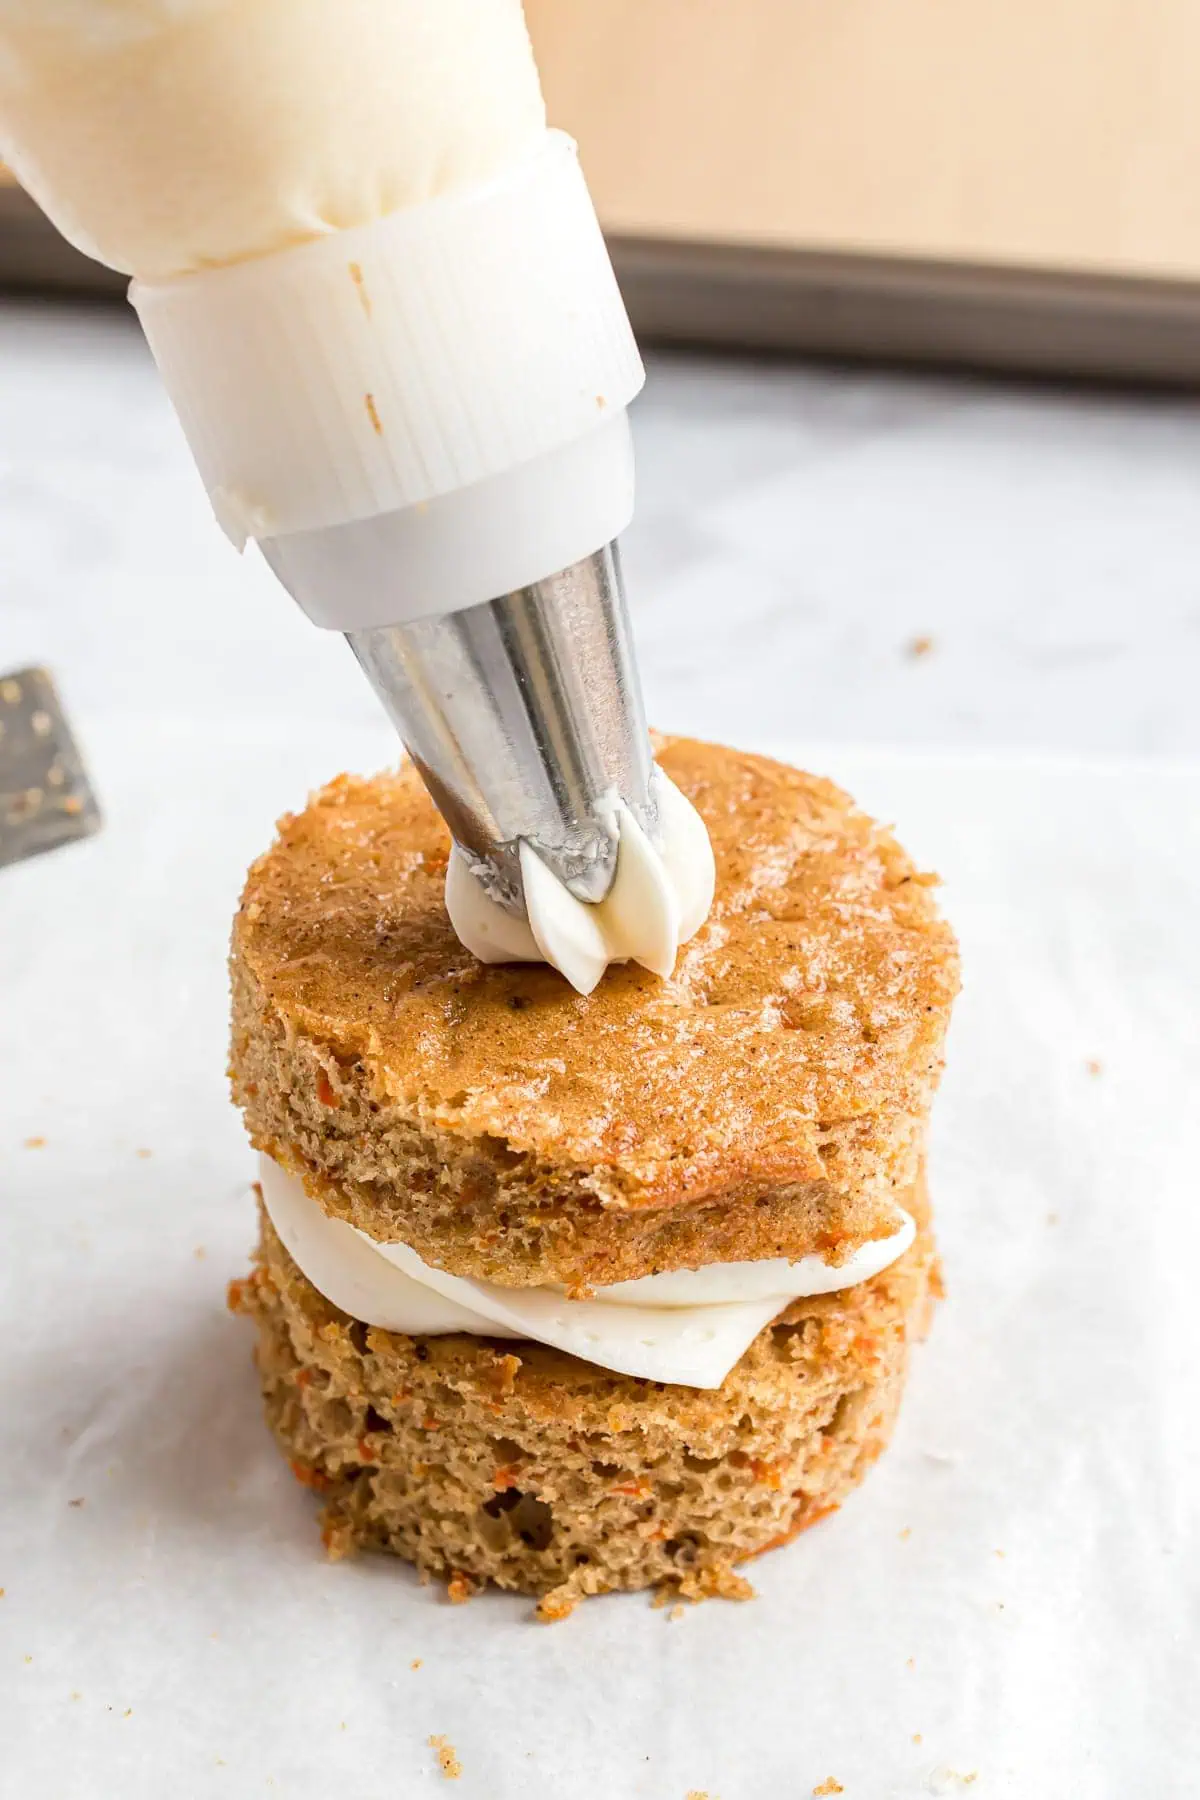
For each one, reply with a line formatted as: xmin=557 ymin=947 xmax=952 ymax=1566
xmin=445 ymin=769 xmax=717 ymax=995
xmin=258 ymin=1155 xmax=916 ymax=1389
xmin=0 ymin=0 xmax=545 ymax=278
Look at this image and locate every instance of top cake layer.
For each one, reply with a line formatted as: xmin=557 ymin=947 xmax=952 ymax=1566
xmin=230 ymin=738 xmax=958 ymax=1288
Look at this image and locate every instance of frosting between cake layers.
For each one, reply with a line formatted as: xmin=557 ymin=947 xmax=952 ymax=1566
xmin=444 ymin=769 xmax=718 ymax=995
xmin=258 ymin=1154 xmax=916 ymax=1389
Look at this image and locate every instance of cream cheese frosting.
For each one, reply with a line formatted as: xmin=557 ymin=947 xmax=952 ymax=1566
xmin=0 ymin=0 xmax=546 ymax=278
xmin=444 ymin=769 xmax=717 ymax=995
xmin=258 ymin=1155 xmax=916 ymax=1389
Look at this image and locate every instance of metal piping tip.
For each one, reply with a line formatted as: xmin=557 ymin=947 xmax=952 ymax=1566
xmin=346 ymin=541 xmax=656 ymax=916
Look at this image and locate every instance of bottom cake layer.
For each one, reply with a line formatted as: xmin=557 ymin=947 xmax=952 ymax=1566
xmin=231 ymin=1184 xmax=939 ymax=1613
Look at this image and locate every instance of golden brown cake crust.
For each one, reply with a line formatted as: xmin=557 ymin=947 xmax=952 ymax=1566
xmin=230 ymin=738 xmax=958 ymax=1287
xmin=232 ymin=1176 xmax=938 ymax=1607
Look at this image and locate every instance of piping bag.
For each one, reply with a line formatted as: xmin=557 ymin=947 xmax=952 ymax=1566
xmin=0 ymin=0 xmax=715 ymax=994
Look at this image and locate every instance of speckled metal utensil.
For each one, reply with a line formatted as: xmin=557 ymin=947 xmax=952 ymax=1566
xmin=0 ymin=667 xmax=101 ymax=869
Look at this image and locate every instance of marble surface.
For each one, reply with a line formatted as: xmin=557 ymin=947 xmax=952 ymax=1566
xmin=3 ymin=296 xmax=1200 ymax=761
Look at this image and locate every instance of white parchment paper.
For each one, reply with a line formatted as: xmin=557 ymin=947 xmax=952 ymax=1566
xmin=2 ymin=721 xmax=1198 ymax=1799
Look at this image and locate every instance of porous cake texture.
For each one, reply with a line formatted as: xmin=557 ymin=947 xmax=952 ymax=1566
xmin=227 ymin=737 xmax=958 ymax=1603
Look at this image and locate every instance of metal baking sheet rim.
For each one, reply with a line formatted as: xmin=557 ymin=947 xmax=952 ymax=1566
xmin=5 ymin=181 xmax=1200 ymax=383
xmin=609 ymin=234 xmax=1200 ymax=385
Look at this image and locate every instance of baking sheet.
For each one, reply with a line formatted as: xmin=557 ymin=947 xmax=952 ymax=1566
xmin=2 ymin=720 xmax=1198 ymax=1798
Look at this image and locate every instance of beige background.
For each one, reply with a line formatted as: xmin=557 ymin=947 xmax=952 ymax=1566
xmin=527 ymin=0 xmax=1200 ymax=279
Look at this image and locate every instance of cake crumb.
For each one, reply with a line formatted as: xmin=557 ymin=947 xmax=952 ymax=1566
xmin=136 ymin=1147 xmax=153 ymax=1159
xmin=913 ymin=1733 xmax=923 ymax=1744
xmin=123 ymin=1708 xmax=132 ymax=1718
xmin=410 ymin=1658 xmax=422 ymax=1669
xmin=813 ymin=1781 xmax=844 ymax=1796
xmin=669 ymin=1603 xmax=686 ymax=1622
xmin=659 ymin=1564 xmax=755 ymax=1607
xmin=24 ymin=1136 xmax=45 ymax=1149
xmin=318 ymin=1508 xmax=356 ymax=1561
xmin=70 ymin=1691 xmax=81 ymax=1701
xmin=535 ymin=1585 xmax=577 ymax=1623
xmin=907 ymin=634 xmax=935 ymax=658
xmin=23 ymin=1655 xmax=32 ymax=1664
xmin=68 ymin=1497 xmax=85 ymax=1508
xmin=1086 ymin=1058 xmax=1103 ymax=1076
xmin=194 ymin=1246 xmax=206 ymax=1260
xmin=1046 ymin=1212 xmax=1059 ymax=1226
xmin=429 ymin=1734 xmax=462 ymax=1780
xmin=899 ymin=1526 xmax=912 ymax=1540
xmin=906 ymin=1657 xmax=916 ymax=1669
xmin=446 ymin=1570 xmax=476 ymax=1606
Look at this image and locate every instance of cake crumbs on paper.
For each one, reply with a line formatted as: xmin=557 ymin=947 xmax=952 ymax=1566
xmin=913 ymin=1734 xmax=923 ymax=1744
xmin=899 ymin=1526 xmax=912 ymax=1540
xmin=135 ymin=1147 xmax=153 ymax=1159
xmin=929 ymin=1773 xmax=978 ymax=1793
xmin=907 ymin=634 xmax=935 ymax=658
xmin=1086 ymin=1058 xmax=1103 ymax=1076
xmin=446 ymin=1570 xmax=476 ymax=1606
xmin=318 ymin=1508 xmax=356 ymax=1560
xmin=429 ymin=1735 xmax=462 ymax=1780
xmin=655 ymin=1564 xmax=755 ymax=1609
xmin=24 ymin=1136 xmax=45 ymax=1149
xmin=668 ymin=1603 xmax=686 ymax=1622
xmin=813 ymin=1781 xmax=845 ymax=1796
xmin=410 ymin=1658 xmax=423 ymax=1669
xmin=535 ymin=1585 xmax=577 ymax=1623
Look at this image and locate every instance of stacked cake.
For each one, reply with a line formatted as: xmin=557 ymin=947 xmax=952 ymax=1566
xmin=228 ymin=737 xmax=958 ymax=1611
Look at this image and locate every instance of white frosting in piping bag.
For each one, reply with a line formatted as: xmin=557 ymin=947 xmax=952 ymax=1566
xmin=445 ymin=769 xmax=717 ymax=995
xmin=0 ymin=0 xmax=546 ymax=279
xmin=258 ymin=1155 xmax=916 ymax=1389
